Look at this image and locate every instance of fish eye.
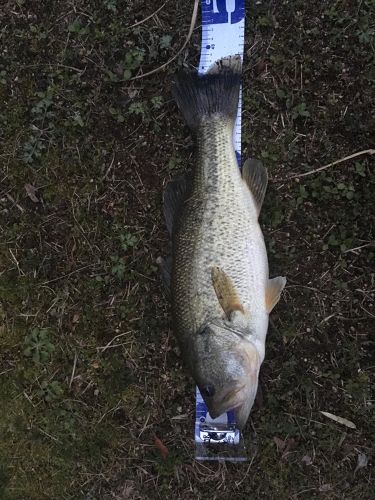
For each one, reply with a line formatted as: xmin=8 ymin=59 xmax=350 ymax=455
xmin=202 ymin=384 xmax=215 ymax=397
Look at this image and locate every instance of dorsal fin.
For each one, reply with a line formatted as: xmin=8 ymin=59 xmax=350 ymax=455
xmin=163 ymin=173 xmax=191 ymax=236
xmin=265 ymin=276 xmax=286 ymax=313
xmin=211 ymin=266 xmax=244 ymax=318
xmin=242 ymin=158 xmax=268 ymax=214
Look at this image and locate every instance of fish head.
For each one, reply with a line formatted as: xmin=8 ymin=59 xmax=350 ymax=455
xmin=191 ymin=321 xmax=260 ymax=429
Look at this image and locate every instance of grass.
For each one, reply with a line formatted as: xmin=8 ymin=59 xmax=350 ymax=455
xmin=0 ymin=0 xmax=374 ymax=498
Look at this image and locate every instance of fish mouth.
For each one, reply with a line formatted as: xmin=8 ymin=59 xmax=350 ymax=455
xmin=206 ymin=382 xmax=246 ymax=419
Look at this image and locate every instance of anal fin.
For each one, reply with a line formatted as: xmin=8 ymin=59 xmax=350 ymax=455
xmin=265 ymin=276 xmax=286 ymax=313
xmin=242 ymin=158 xmax=268 ymax=215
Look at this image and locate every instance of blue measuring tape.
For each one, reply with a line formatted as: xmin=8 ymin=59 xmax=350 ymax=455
xmin=194 ymin=0 xmax=246 ymax=461
xmin=199 ymin=0 xmax=245 ymax=163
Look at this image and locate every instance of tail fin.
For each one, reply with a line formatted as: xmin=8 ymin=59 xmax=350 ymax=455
xmin=172 ymin=56 xmax=242 ymax=129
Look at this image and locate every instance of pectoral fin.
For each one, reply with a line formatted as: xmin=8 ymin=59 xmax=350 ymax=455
xmin=211 ymin=267 xmax=244 ymax=318
xmin=242 ymin=158 xmax=268 ymax=215
xmin=265 ymin=276 xmax=286 ymax=313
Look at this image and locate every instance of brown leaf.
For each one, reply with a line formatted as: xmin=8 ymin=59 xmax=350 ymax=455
xmin=283 ymin=437 xmax=296 ymax=456
xmin=154 ymin=435 xmax=169 ymax=460
xmin=254 ymin=59 xmax=266 ymax=76
xmin=24 ymin=183 xmax=39 ymax=203
xmin=273 ymin=437 xmax=296 ymax=460
xmin=273 ymin=437 xmax=286 ymax=453
xmin=72 ymin=313 xmax=80 ymax=324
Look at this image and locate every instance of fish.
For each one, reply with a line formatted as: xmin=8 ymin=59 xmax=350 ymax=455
xmin=163 ymin=56 xmax=286 ymax=430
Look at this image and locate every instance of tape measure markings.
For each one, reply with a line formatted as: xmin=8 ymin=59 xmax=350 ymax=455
xmin=195 ymin=0 xmax=245 ymax=450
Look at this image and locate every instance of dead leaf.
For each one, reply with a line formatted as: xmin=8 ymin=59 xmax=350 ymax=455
xmin=301 ymin=455 xmax=312 ymax=466
xmin=320 ymin=411 xmax=356 ymax=429
xmin=354 ymin=452 xmax=368 ymax=474
xmin=154 ymin=435 xmax=168 ymax=459
xmin=273 ymin=437 xmax=296 ymax=460
xmin=254 ymin=59 xmax=266 ymax=76
xmin=154 ymin=435 xmax=168 ymax=460
xmin=128 ymin=88 xmax=138 ymax=99
xmin=25 ymin=183 xmax=39 ymax=203
xmin=72 ymin=313 xmax=80 ymax=324
xmin=283 ymin=438 xmax=296 ymax=458
xmin=170 ymin=413 xmax=189 ymax=420
xmin=319 ymin=484 xmax=333 ymax=492
xmin=273 ymin=437 xmax=286 ymax=453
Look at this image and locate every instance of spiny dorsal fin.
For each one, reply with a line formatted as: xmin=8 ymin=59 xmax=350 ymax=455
xmin=211 ymin=266 xmax=244 ymax=318
xmin=163 ymin=173 xmax=191 ymax=236
xmin=265 ymin=276 xmax=286 ymax=313
xmin=242 ymin=158 xmax=268 ymax=214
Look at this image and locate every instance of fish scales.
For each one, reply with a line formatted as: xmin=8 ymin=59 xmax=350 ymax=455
xmin=172 ymin=117 xmax=268 ymax=347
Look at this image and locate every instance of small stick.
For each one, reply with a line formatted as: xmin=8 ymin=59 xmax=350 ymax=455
xmin=128 ymin=2 xmax=168 ymax=29
xmin=69 ymin=352 xmax=78 ymax=389
xmin=129 ymin=0 xmax=199 ymax=81
xmin=40 ymin=264 xmax=95 ymax=285
xmin=288 ymin=148 xmax=374 ymax=180
xmin=9 ymin=249 xmax=25 ymax=276
xmin=97 ymin=331 xmax=132 ymax=352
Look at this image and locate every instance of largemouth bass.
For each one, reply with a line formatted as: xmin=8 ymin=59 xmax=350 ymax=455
xmin=164 ymin=56 xmax=286 ymax=429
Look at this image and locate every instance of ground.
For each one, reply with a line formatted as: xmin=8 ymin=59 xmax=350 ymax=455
xmin=0 ymin=0 xmax=374 ymax=498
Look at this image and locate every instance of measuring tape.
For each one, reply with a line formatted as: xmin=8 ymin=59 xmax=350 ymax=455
xmin=195 ymin=0 xmax=246 ymax=461
xmin=199 ymin=0 xmax=245 ymax=163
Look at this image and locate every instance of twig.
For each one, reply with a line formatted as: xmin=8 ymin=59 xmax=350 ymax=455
xmin=6 ymin=193 xmax=24 ymax=213
xmin=128 ymin=2 xmax=168 ymax=29
xmin=40 ymin=264 xmax=95 ymax=285
xmin=129 ymin=0 xmax=199 ymax=81
xmin=37 ymin=427 xmax=61 ymax=443
xmin=0 ymin=368 xmax=14 ymax=376
xmin=97 ymin=401 xmax=123 ymax=425
xmin=288 ymin=148 xmax=374 ymax=180
xmin=343 ymin=242 xmax=373 ymax=254
xmin=138 ymin=413 xmax=151 ymax=438
xmin=9 ymin=249 xmax=25 ymax=276
xmin=97 ymin=331 xmax=132 ymax=352
xmin=69 ymin=352 xmax=78 ymax=389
